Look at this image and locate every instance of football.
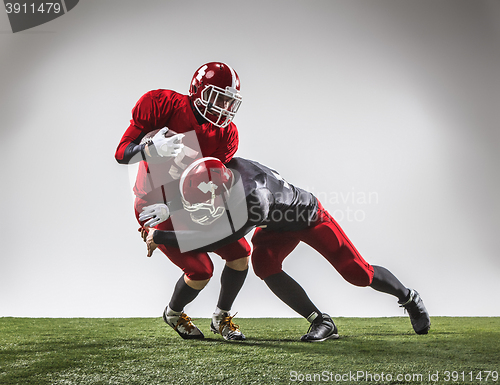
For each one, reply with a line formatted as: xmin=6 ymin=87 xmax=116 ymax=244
xmin=140 ymin=128 xmax=179 ymax=145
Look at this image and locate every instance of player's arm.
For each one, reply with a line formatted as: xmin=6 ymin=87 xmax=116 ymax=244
xmin=139 ymin=185 xmax=272 ymax=255
xmin=138 ymin=202 xmax=246 ymax=252
xmin=115 ymin=125 xmax=149 ymax=164
xmin=150 ymin=225 xmax=254 ymax=253
xmin=115 ymin=91 xmax=183 ymax=164
xmin=116 ymin=93 xmax=157 ymax=164
xmin=140 ymin=226 xmax=249 ymax=257
xmin=146 ymin=191 xmax=270 ymax=252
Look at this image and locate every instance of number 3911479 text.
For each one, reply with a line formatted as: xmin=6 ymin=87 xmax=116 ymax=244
xmin=5 ymin=3 xmax=62 ymax=14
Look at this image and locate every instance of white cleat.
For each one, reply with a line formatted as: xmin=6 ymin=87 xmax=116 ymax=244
xmin=163 ymin=308 xmax=204 ymax=340
xmin=210 ymin=312 xmax=246 ymax=340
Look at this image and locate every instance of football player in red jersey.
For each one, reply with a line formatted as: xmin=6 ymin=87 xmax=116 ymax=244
xmin=115 ymin=63 xmax=249 ymax=340
xmin=140 ymin=157 xmax=431 ymax=341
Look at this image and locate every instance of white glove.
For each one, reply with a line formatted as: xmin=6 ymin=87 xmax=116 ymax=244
xmin=139 ymin=204 xmax=170 ymax=227
xmin=151 ymin=127 xmax=185 ymax=158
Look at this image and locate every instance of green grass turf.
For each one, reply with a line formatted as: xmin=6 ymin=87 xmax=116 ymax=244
xmin=0 ymin=317 xmax=498 ymax=384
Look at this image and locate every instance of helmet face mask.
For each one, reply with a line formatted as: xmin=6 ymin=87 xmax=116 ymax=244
xmin=182 ymin=193 xmax=227 ymax=225
xmin=189 ymin=62 xmax=242 ymax=128
xmin=180 ymin=157 xmax=234 ymax=226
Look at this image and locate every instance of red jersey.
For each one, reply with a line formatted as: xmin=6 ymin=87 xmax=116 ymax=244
xmin=115 ymin=90 xmax=240 ymax=198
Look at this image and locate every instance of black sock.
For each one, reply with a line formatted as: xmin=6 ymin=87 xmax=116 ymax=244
xmin=370 ymin=265 xmax=410 ymax=303
xmin=217 ymin=265 xmax=248 ymax=311
xmin=264 ymin=271 xmax=322 ymax=321
xmin=168 ymin=275 xmax=201 ymax=312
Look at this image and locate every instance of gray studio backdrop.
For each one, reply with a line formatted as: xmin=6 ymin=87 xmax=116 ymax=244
xmin=1 ymin=0 xmax=499 ymax=318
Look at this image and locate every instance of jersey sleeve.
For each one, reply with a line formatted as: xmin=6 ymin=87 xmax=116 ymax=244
xmin=115 ymin=91 xmax=169 ymax=164
xmin=115 ymin=126 xmax=147 ymax=164
xmin=129 ymin=92 xmax=158 ymax=131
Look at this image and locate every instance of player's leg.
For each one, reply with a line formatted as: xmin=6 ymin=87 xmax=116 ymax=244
xmin=210 ymin=238 xmax=251 ymax=340
xmin=370 ymin=265 xmax=409 ymax=300
xmin=302 ymin=202 xmax=430 ymax=334
xmin=251 ymin=228 xmax=338 ymax=342
xmin=215 ymin=239 xmax=250 ymax=312
xmin=135 ymin=197 xmax=208 ymax=339
xmin=159 ymin=244 xmax=213 ymax=340
xmin=371 ymin=265 xmax=430 ymax=334
xmin=300 ymin=204 xmax=374 ymax=286
xmin=166 ymin=249 xmax=213 ymax=313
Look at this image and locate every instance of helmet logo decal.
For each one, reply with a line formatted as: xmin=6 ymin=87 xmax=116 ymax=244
xmin=196 ymin=65 xmax=208 ymax=81
xmin=197 ymin=181 xmax=218 ymax=194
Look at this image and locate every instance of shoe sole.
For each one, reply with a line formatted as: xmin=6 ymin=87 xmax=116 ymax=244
xmin=177 ymin=332 xmax=205 ymax=340
xmin=416 ymin=325 xmax=430 ymax=335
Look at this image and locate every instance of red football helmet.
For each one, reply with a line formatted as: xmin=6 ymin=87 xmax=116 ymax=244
xmin=189 ymin=62 xmax=242 ymax=128
xmin=180 ymin=157 xmax=234 ymax=225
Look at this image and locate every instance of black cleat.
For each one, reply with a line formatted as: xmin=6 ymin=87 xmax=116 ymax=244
xmin=300 ymin=313 xmax=339 ymax=342
xmin=399 ymin=289 xmax=431 ymax=335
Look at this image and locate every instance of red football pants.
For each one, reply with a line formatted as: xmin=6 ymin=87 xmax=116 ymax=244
xmin=135 ymin=197 xmax=251 ymax=280
xmin=251 ymin=201 xmax=374 ymax=287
